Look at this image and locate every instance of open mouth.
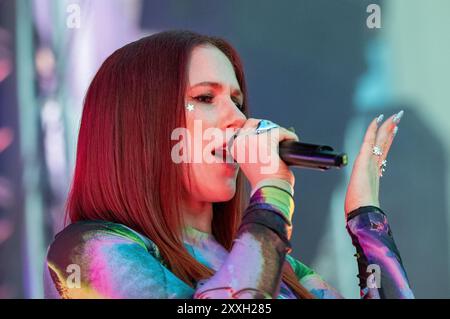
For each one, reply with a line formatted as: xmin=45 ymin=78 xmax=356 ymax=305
xmin=211 ymin=143 xmax=236 ymax=163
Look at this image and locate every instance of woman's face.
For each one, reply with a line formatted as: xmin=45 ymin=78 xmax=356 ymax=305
xmin=182 ymin=45 xmax=246 ymax=203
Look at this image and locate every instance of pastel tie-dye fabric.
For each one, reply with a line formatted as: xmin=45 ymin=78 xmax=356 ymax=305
xmin=44 ymin=189 xmax=413 ymax=299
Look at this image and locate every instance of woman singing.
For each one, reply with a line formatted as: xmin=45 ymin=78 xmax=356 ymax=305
xmin=44 ymin=30 xmax=414 ymax=299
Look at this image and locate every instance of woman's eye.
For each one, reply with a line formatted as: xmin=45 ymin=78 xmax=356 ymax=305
xmin=232 ymin=99 xmax=243 ymax=110
xmin=194 ymin=95 xmax=214 ymax=104
xmin=193 ymin=95 xmax=243 ymax=110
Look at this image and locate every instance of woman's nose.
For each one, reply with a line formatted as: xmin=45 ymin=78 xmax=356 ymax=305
xmin=224 ymin=106 xmax=246 ymax=131
xmin=219 ymin=96 xmax=245 ymax=127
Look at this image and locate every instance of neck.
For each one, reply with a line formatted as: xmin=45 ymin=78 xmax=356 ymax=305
xmin=181 ymin=197 xmax=213 ymax=234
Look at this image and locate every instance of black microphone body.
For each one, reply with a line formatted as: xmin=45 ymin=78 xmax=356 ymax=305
xmin=279 ymin=140 xmax=348 ymax=170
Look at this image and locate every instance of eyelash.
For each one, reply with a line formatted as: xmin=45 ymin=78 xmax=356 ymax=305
xmin=193 ymin=95 xmax=244 ymax=110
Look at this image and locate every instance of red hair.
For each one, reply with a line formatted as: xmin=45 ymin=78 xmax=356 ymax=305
xmin=66 ymin=30 xmax=313 ymax=298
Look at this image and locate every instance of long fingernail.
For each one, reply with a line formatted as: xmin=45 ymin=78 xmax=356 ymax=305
xmin=393 ymin=126 xmax=399 ymax=136
xmin=376 ymin=114 xmax=384 ymax=125
xmin=287 ymin=126 xmax=296 ymax=133
xmin=393 ymin=110 xmax=404 ymax=124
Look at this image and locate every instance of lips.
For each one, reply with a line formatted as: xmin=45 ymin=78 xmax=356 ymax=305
xmin=211 ymin=142 xmax=236 ymax=163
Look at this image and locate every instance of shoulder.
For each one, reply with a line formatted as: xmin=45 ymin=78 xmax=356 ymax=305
xmin=285 ymin=254 xmax=344 ymax=299
xmin=44 ymin=220 xmax=179 ymax=298
xmin=46 ymin=220 xmax=166 ymax=271
xmin=47 ymin=220 xmax=159 ymax=259
xmin=285 ymin=254 xmax=315 ymax=280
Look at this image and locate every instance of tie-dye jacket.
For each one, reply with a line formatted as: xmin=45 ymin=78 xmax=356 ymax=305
xmin=44 ymin=186 xmax=414 ymax=299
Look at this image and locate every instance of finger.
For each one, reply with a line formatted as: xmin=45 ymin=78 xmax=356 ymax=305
xmin=233 ymin=118 xmax=261 ymax=138
xmin=375 ymin=110 xmax=404 ymax=162
xmin=360 ymin=115 xmax=382 ymax=156
xmin=379 ymin=126 xmax=398 ymax=164
xmin=242 ymin=118 xmax=262 ymax=132
xmin=230 ymin=118 xmax=264 ymax=155
xmin=235 ymin=118 xmax=285 ymax=138
xmin=277 ymin=127 xmax=300 ymax=142
xmin=242 ymin=118 xmax=262 ymax=130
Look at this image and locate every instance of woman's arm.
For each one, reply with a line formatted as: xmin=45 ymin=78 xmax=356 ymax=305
xmin=45 ymin=221 xmax=195 ymax=298
xmin=45 ymin=185 xmax=295 ymax=299
xmin=346 ymin=206 xmax=414 ymax=299
xmin=196 ymin=119 xmax=301 ymax=298
xmin=193 ymin=185 xmax=295 ymax=298
xmin=343 ymin=112 xmax=414 ymax=298
xmin=277 ymin=205 xmax=414 ymax=299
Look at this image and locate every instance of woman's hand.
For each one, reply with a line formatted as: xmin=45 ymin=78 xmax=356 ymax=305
xmin=230 ymin=118 xmax=299 ymax=190
xmin=344 ymin=110 xmax=404 ymax=217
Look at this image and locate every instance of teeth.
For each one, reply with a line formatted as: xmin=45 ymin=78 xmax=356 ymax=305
xmin=212 ymin=147 xmax=235 ymax=162
xmin=210 ymin=144 xmax=237 ymax=164
xmin=212 ymin=147 xmax=226 ymax=154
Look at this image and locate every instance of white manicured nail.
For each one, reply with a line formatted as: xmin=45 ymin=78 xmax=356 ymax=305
xmin=393 ymin=110 xmax=404 ymax=124
xmin=376 ymin=114 xmax=384 ymax=125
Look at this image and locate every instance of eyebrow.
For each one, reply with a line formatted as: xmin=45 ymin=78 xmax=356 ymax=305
xmin=189 ymin=81 xmax=243 ymax=97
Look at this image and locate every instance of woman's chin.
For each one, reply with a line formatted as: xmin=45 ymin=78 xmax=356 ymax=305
xmin=209 ymin=181 xmax=237 ymax=202
xmin=212 ymin=188 xmax=236 ymax=202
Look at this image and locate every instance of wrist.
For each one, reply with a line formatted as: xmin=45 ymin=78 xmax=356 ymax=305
xmin=346 ymin=205 xmax=385 ymax=222
xmin=345 ymin=199 xmax=380 ymax=217
xmin=248 ymin=185 xmax=295 ymax=224
xmin=250 ymin=178 xmax=294 ymax=197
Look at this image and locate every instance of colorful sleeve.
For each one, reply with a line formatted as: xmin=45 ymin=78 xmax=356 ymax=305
xmin=193 ymin=185 xmax=294 ymax=299
xmin=346 ymin=206 xmax=415 ymax=299
xmin=44 ymin=221 xmax=194 ymax=298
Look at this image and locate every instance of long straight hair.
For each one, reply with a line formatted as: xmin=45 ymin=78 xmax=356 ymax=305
xmin=66 ymin=30 xmax=314 ymax=299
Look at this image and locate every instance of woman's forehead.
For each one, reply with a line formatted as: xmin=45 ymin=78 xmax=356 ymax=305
xmin=188 ymin=45 xmax=240 ymax=90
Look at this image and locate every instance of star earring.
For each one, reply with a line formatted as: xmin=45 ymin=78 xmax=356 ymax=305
xmin=186 ymin=103 xmax=195 ymax=112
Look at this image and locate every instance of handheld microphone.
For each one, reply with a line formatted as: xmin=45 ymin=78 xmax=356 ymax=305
xmin=279 ymin=140 xmax=348 ymax=171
